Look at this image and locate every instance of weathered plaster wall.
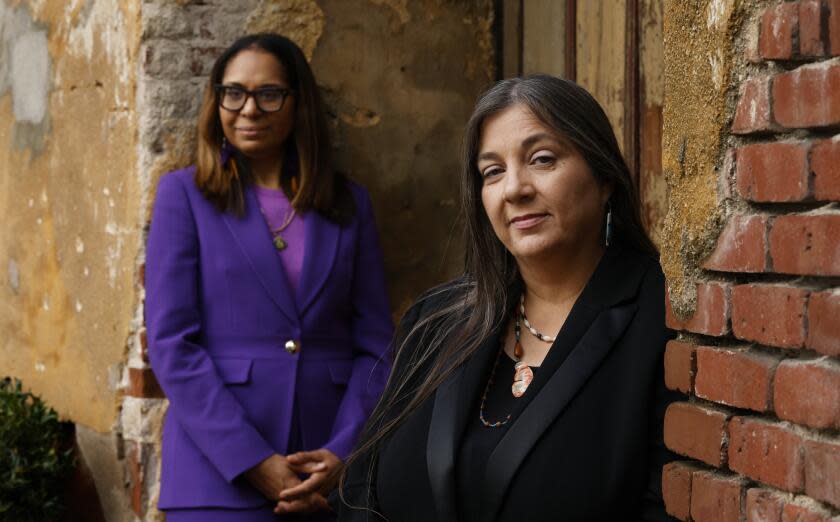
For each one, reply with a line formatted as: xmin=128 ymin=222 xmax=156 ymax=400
xmin=661 ymin=0 xmax=745 ymax=315
xmin=0 ymin=0 xmax=140 ymax=431
xmin=311 ymin=0 xmax=494 ymax=311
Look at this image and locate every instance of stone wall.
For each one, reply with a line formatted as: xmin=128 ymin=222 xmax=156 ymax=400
xmin=661 ymin=1 xmax=840 ymax=520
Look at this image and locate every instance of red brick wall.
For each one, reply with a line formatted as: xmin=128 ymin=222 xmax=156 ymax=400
xmin=662 ymin=1 xmax=840 ymax=520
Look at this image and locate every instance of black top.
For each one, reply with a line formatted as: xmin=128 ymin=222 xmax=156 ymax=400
xmin=456 ymin=309 xmax=587 ymax=522
xmin=456 ymin=351 xmax=533 ymax=522
xmin=332 ymin=246 xmax=680 ymax=522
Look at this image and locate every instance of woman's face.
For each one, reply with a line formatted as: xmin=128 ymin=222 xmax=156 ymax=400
xmin=477 ymin=104 xmax=611 ymax=261
xmin=219 ymin=48 xmax=295 ymax=160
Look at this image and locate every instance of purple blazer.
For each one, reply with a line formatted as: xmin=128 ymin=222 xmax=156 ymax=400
xmin=145 ymin=167 xmax=393 ymax=509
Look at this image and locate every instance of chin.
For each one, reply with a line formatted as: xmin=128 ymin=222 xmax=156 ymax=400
xmin=507 ymin=240 xmax=555 ymax=259
xmin=233 ymin=142 xmax=273 ymax=158
xmin=508 ymin=233 xmax=577 ymax=259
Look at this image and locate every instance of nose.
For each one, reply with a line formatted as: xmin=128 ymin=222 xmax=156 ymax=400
xmin=502 ymin=162 xmax=534 ymax=202
xmin=239 ymin=94 xmax=261 ymax=117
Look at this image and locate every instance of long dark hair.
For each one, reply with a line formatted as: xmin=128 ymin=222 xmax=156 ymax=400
xmin=194 ymin=33 xmax=352 ymax=222
xmin=340 ymin=75 xmax=656 ymax=511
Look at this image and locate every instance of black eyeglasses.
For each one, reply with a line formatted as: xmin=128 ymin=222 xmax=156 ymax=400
xmin=215 ymin=85 xmax=294 ymax=113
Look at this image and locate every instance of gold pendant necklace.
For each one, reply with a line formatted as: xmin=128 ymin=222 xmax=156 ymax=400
xmin=272 ymin=234 xmax=288 ymax=250
xmin=260 ymin=207 xmax=296 ymax=251
xmin=260 ymin=177 xmax=299 ymax=251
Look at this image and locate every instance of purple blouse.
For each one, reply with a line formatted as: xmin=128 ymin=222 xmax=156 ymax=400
xmin=253 ymin=185 xmax=306 ymax=292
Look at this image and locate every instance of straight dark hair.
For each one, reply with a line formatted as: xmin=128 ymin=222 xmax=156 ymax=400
xmin=194 ymin=33 xmax=353 ymax=222
xmin=340 ymin=75 xmax=657 ymax=513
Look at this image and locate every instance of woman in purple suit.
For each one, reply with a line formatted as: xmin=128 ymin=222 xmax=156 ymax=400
xmin=145 ymin=33 xmax=394 ymax=521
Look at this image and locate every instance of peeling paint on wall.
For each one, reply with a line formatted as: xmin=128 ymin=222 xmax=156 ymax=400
xmin=11 ymin=31 xmax=49 ymax=123
xmin=7 ymin=258 xmax=19 ymax=294
xmin=0 ymin=3 xmax=52 ymax=153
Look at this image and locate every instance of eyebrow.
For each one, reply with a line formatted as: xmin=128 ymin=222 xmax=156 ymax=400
xmin=220 ymin=82 xmax=286 ymax=89
xmin=477 ymin=132 xmax=559 ymax=162
xmin=521 ymin=132 xmax=556 ymax=149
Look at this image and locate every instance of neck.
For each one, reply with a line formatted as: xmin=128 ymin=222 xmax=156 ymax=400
xmin=249 ymin=151 xmax=285 ymax=190
xmin=517 ymin=240 xmax=605 ymax=308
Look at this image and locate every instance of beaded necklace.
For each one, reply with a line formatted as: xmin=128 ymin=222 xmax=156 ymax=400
xmin=520 ymin=294 xmax=556 ymax=342
xmin=478 ymin=309 xmax=536 ymax=428
xmin=478 ymin=347 xmax=511 ymax=428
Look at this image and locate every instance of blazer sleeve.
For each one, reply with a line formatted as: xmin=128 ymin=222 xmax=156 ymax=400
xmin=323 ymin=187 xmax=395 ymax=460
xmin=145 ymin=172 xmax=275 ymax=483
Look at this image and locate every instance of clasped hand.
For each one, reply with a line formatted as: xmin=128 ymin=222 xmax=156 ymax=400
xmin=244 ymin=449 xmax=343 ymax=515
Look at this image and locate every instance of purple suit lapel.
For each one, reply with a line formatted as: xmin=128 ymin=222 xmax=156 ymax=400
xmin=296 ymin=211 xmax=341 ymax=315
xmin=222 ymin=187 xmax=299 ymax=323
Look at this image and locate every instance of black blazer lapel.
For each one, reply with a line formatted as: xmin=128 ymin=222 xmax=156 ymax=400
xmin=295 ymin=211 xmax=341 ymax=315
xmin=426 ymin=365 xmax=462 ymax=522
xmin=480 ymin=301 xmax=639 ymax=522
xmin=427 ymin=331 xmax=501 ymax=522
xmin=221 ymin=187 xmax=298 ymax=323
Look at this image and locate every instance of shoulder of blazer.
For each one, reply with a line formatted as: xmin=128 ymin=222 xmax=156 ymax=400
xmin=343 ymin=178 xmax=374 ymax=228
xmin=160 ymin=165 xmax=198 ymax=188
xmin=153 ymin=166 xmax=201 ymax=206
xmin=636 ymin=254 xmax=666 ymax=304
xmin=401 ymin=277 xmax=471 ymax=332
xmin=388 ymin=277 xmax=471 ymax=376
xmin=625 ymin=251 xmax=672 ymax=346
xmin=611 ymin=249 xmax=666 ymax=317
xmin=345 ymin=178 xmax=368 ymax=203
xmin=586 ymin=246 xmax=662 ymax=310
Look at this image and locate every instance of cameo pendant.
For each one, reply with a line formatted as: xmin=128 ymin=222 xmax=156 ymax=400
xmin=512 ymin=361 xmax=534 ymax=398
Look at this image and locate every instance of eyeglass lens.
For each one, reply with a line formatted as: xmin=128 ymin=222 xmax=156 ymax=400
xmin=219 ymin=87 xmax=288 ymax=112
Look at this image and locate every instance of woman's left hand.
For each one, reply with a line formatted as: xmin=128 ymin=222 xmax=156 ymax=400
xmin=275 ymin=449 xmax=343 ymax=513
xmin=273 ymin=492 xmax=331 ymax=515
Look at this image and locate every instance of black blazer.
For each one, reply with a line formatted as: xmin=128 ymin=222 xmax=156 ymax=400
xmin=335 ymin=247 xmax=679 ymax=522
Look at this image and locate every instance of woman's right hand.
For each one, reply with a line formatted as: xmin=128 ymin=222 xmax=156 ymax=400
xmin=243 ymin=454 xmax=302 ymax=501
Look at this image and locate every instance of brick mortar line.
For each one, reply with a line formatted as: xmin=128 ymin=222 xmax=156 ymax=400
xmin=675 ymin=330 xmax=836 ymax=362
xmin=698 ymin=272 xmax=840 ymax=289
xmin=742 ymin=198 xmax=838 ymax=214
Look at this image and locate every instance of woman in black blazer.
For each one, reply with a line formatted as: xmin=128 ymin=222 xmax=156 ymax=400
xmin=333 ymin=75 xmax=679 ymax=522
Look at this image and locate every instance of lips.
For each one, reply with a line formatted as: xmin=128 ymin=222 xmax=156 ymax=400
xmin=510 ymin=213 xmax=549 ymax=229
xmin=235 ymin=127 xmax=268 ymax=137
